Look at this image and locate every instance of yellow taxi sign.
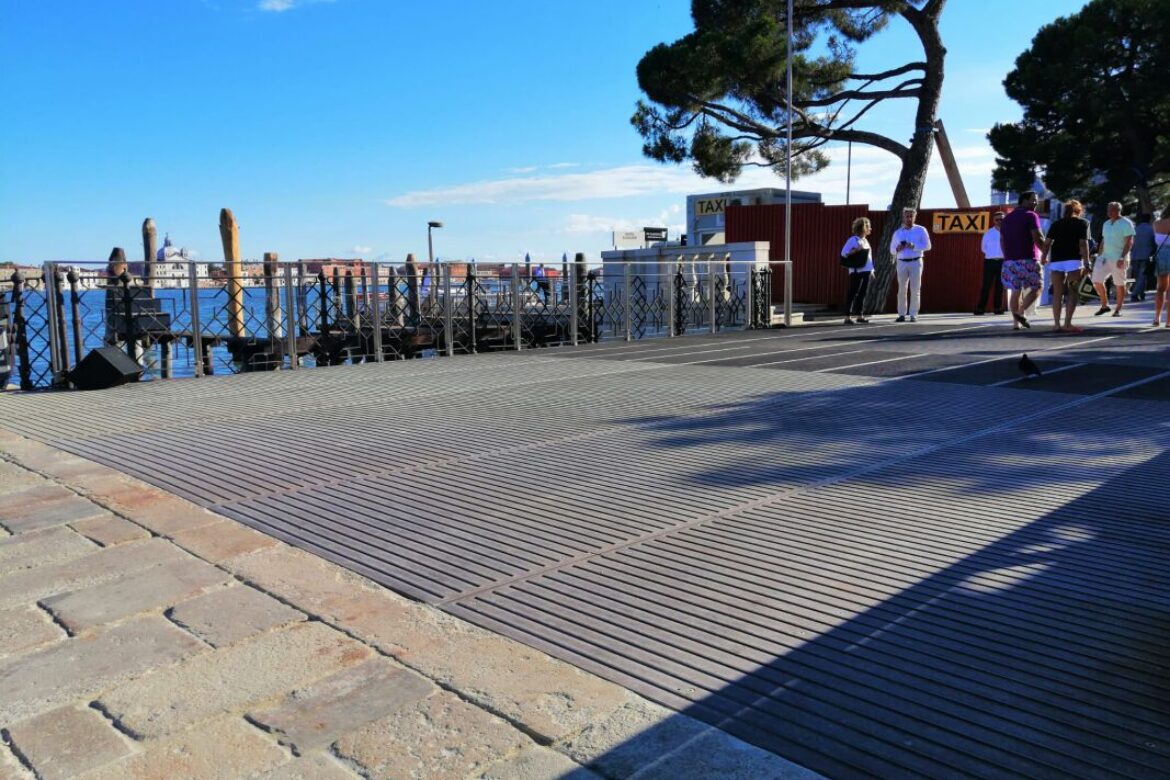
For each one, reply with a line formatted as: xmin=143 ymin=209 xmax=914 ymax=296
xmin=932 ymin=212 xmax=989 ymax=233
xmin=695 ymin=198 xmax=727 ymax=216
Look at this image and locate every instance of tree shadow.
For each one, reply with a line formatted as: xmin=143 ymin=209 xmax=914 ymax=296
xmin=535 ymin=383 xmax=1170 ymax=779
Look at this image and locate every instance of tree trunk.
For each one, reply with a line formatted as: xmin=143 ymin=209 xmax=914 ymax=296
xmin=864 ymin=2 xmax=947 ymax=314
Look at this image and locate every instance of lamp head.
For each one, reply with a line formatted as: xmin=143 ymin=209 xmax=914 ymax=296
xmin=427 ymin=220 xmax=444 ymax=229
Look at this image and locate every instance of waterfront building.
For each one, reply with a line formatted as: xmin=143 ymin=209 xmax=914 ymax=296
xmin=686 ymin=187 xmax=821 ymax=247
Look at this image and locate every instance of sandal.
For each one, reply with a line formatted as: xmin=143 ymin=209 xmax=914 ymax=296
xmin=1012 ymin=312 xmax=1031 ymax=329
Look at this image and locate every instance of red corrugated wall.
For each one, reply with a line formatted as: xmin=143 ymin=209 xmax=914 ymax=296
xmin=726 ymin=202 xmax=1007 ymax=313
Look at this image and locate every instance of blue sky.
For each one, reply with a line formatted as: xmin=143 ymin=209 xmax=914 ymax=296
xmin=0 ymin=0 xmax=1086 ymax=265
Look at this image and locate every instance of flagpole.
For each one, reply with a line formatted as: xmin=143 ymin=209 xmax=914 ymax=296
xmin=784 ymin=0 xmax=793 ymax=327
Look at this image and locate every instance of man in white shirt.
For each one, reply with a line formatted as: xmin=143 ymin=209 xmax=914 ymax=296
xmin=975 ymin=211 xmax=1005 ymax=315
xmin=889 ymin=207 xmax=932 ymax=322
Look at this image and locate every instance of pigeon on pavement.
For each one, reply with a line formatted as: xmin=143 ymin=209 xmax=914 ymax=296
xmin=1019 ymin=353 xmax=1042 ymax=378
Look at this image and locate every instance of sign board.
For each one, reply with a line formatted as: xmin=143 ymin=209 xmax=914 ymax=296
xmin=695 ymin=197 xmax=727 ymax=216
xmin=643 ymin=227 xmax=668 ymax=242
xmin=932 ymin=212 xmax=989 ymax=234
xmin=613 ymin=231 xmax=642 ymax=249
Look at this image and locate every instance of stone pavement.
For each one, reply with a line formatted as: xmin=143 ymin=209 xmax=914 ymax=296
xmin=0 ymin=430 xmax=821 ymax=780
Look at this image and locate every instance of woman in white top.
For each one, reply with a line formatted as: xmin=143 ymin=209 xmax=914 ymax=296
xmin=1153 ymin=209 xmax=1170 ymax=327
xmin=841 ymin=217 xmax=875 ymax=325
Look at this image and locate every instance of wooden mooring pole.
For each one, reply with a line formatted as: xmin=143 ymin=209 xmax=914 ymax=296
xmin=104 ymin=247 xmax=127 ymax=349
xmin=263 ymin=252 xmax=283 ymax=339
xmin=218 ymin=208 xmax=245 ymax=338
xmin=142 ymin=218 xmax=157 ymax=291
xmin=404 ymin=253 xmax=421 ymax=327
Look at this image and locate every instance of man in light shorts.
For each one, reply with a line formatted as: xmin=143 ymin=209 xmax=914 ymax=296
xmin=999 ymin=191 xmax=1045 ymax=329
xmin=1092 ymin=202 xmax=1134 ymax=317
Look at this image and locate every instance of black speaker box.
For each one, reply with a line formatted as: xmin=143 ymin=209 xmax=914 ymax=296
xmin=69 ymin=346 xmax=144 ymax=391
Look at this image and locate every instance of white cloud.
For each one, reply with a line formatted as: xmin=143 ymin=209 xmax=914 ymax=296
xmin=548 ymin=162 xmax=580 ymax=169
xmin=352 ymin=244 xmax=372 ymax=255
xmin=386 ymin=142 xmax=997 ymax=211
xmin=258 ymin=0 xmax=335 ymax=12
xmin=564 ymin=206 xmax=685 ymax=238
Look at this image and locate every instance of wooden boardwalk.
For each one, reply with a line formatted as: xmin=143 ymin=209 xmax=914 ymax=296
xmin=3 ymin=316 xmax=1169 ymax=779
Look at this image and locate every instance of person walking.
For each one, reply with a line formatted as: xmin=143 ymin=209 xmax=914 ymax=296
xmin=840 ymin=217 xmax=874 ymax=325
xmin=974 ymin=212 xmax=1006 ymax=315
xmin=1130 ymin=213 xmax=1156 ymax=303
xmin=1092 ymin=202 xmax=1134 ymax=317
xmin=1040 ymin=199 xmax=1091 ymax=333
xmin=533 ymin=263 xmax=549 ymax=304
xmin=1152 ymin=209 xmax=1170 ymax=327
xmin=889 ymin=207 xmax=931 ymax=322
xmin=999 ymin=190 xmax=1045 ymax=330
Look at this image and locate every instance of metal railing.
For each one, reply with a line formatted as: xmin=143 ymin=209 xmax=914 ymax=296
xmin=0 ymin=259 xmax=792 ymax=391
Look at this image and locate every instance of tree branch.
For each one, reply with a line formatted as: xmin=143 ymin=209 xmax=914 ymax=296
xmin=798 ymin=80 xmax=923 ymax=108
xmin=846 ymin=62 xmax=927 ymax=81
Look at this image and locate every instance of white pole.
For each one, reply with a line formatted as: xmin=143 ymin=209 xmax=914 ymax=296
xmin=846 ymin=140 xmax=852 ymax=205
xmin=784 ymin=0 xmax=793 ymax=289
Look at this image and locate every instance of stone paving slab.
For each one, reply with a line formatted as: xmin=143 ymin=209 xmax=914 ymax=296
xmin=254 ymin=753 xmax=362 ymax=780
xmin=167 ymin=584 xmax=306 ymax=648
xmin=81 ymin=718 xmax=287 ymax=780
xmin=40 ymin=557 xmax=230 ymax=633
xmin=0 ymin=526 xmax=95 ymax=571
xmin=69 ymin=514 xmax=151 ymax=547
xmin=98 ymin=621 xmax=373 ymax=739
xmin=0 ymin=742 xmax=33 ymax=780
xmin=332 ymin=690 xmax=530 ymax=780
xmin=0 ymin=607 xmax=64 ymax=660
xmin=0 ymin=538 xmax=192 ymax=611
xmin=479 ymin=745 xmax=603 ymax=780
xmin=630 ymin=729 xmax=820 ymax=780
xmin=0 ymin=616 xmax=204 ymax=724
xmin=170 ymin=518 xmax=278 ymax=562
xmin=248 ymin=657 xmax=435 ymax=754
xmin=0 ymin=490 xmax=109 ymax=533
xmin=3 ymin=705 xmax=132 ymax=780
xmin=559 ymin=699 xmax=713 ymax=779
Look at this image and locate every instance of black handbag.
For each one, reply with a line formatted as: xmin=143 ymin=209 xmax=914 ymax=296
xmin=840 ymin=247 xmax=869 ymax=269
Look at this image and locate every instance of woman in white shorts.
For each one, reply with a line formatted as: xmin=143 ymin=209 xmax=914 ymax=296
xmin=1041 ymin=199 xmax=1091 ymax=332
xmin=1153 ymin=209 xmax=1170 ymax=327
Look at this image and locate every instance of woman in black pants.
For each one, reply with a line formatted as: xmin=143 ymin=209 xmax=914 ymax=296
xmin=842 ymin=217 xmax=874 ymax=324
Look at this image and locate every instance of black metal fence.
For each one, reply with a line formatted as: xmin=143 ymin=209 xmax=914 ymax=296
xmin=1 ymin=258 xmax=785 ymax=391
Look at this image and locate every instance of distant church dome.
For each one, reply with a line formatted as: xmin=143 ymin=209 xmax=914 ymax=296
xmin=156 ymin=234 xmax=189 ymax=261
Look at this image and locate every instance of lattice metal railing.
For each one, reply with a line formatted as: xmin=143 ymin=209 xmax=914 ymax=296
xmin=2 ymin=258 xmax=789 ymax=391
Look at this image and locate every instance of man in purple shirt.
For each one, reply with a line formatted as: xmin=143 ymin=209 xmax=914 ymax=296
xmin=999 ymin=190 xmax=1046 ymax=329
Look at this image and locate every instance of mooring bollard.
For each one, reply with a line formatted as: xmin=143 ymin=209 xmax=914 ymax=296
xmin=11 ymin=271 xmax=33 ymax=391
xmin=119 ymin=270 xmax=135 ymax=360
xmin=466 ymin=265 xmax=478 ymax=354
xmin=317 ymin=270 xmax=330 ymax=365
xmin=67 ymin=268 xmax=83 ymax=365
xmin=344 ymin=269 xmax=357 ymax=327
xmin=49 ymin=265 xmax=70 ymax=382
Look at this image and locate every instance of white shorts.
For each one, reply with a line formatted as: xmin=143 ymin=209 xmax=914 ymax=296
xmin=1091 ymin=257 xmax=1126 ymax=286
xmin=1048 ymin=259 xmax=1082 ymax=273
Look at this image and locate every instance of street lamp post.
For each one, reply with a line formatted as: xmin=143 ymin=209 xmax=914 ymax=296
xmin=427 ymin=220 xmax=443 ymax=265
